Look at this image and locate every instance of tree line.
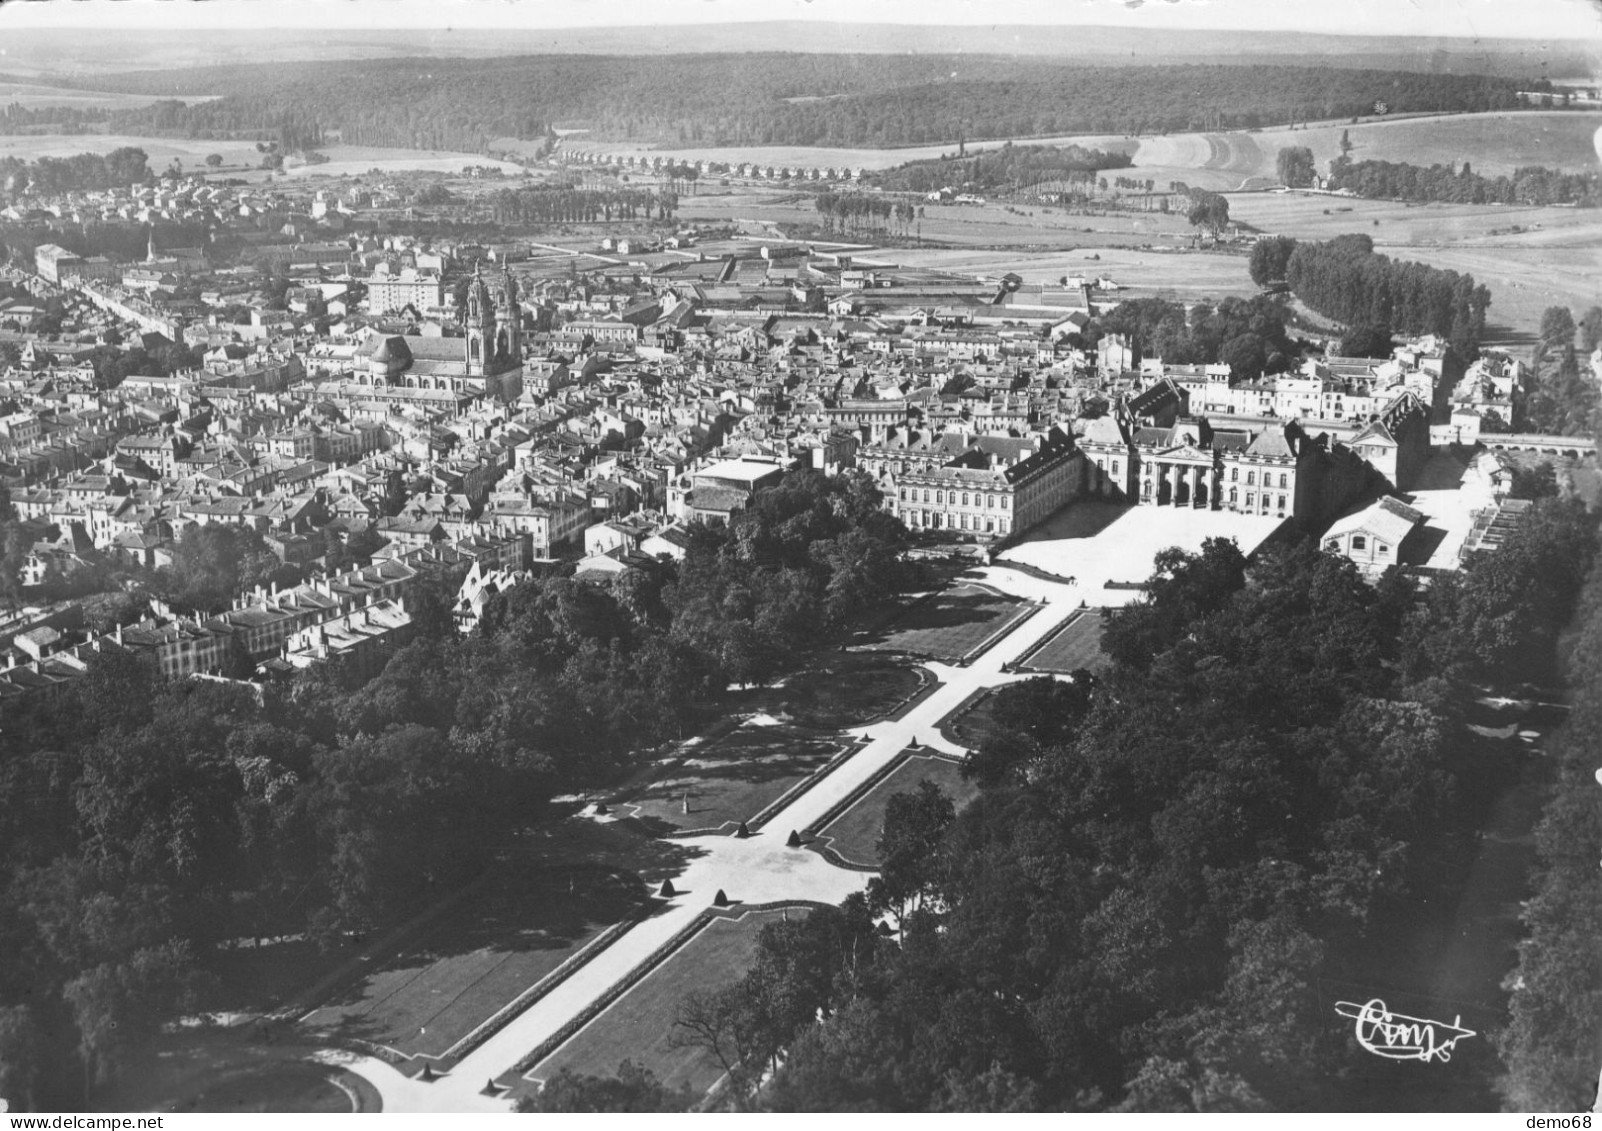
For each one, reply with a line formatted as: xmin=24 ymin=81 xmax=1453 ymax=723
xmin=0 ymin=469 xmax=917 ymax=1109
xmin=645 ymin=499 xmax=1597 ymax=1111
xmin=0 ymin=147 xmax=152 ymax=196
xmin=811 ymin=193 xmax=918 ymax=237
xmin=487 ymin=185 xmax=679 ymax=226
xmin=868 ymin=143 xmax=1133 ymax=195
xmin=24 ymin=56 xmax=1529 ymax=154
xmin=1323 ymin=156 xmax=1602 ymax=208
xmin=1281 ymin=234 xmax=1490 ymax=351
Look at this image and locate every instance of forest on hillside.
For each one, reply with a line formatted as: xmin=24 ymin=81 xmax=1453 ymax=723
xmin=0 ymin=56 xmax=1528 ymax=154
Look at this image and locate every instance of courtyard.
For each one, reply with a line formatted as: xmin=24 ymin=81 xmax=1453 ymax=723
xmin=999 ymin=500 xmax=1285 ymax=602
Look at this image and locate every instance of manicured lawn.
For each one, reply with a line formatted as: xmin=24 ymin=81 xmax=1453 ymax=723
xmin=939 ymin=688 xmax=1011 ymax=751
xmin=527 ymin=908 xmax=802 ymax=1095
xmin=1020 ymin=610 xmax=1108 ymax=675
xmin=813 ymin=754 xmax=977 ymax=868
xmin=299 ymin=864 xmax=647 ymax=1061
xmin=780 ymin=655 xmax=930 ymax=728
xmin=163 ymin=1064 xmax=357 ymax=1114
xmin=618 ymin=720 xmax=847 ymax=834
xmin=857 ymin=583 xmax=1033 ymax=663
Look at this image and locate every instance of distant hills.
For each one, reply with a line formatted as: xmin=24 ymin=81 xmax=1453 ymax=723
xmin=0 ymin=23 xmax=1593 ymax=79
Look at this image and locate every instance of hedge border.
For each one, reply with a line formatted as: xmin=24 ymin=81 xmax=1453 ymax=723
xmin=506 ymin=899 xmax=833 ymax=1086
xmin=1007 ymin=607 xmax=1094 ymax=674
xmin=935 ymin=686 xmax=997 ymax=750
xmin=800 ymin=747 xmax=966 ymax=872
xmin=415 ymin=906 xmax=649 ymax=1071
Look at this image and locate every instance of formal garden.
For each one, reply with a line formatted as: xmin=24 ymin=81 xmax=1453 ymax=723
xmin=300 ymin=864 xmax=649 ymax=1063
xmin=521 ymin=907 xmax=802 ymax=1099
xmin=855 ymin=582 xmax=1035 ymax=663
xmin=807 ymin=752 xmax=977 ymax=869
xmin=1017 ymin=608 xmax=1108 ymax=674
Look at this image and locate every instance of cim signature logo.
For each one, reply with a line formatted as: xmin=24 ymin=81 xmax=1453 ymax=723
xmin=1335 ymin=998 xmax=1476 ymax=1064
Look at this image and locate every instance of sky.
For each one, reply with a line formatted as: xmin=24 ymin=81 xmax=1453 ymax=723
xmin=0 ymin=0 xmax=1597 ymax=39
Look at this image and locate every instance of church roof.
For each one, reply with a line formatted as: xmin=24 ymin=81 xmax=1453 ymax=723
xmin=369 ymin=335 xmax=412 ymax=365
xmin=1244 ymin=428 xmax=1294 ymax=459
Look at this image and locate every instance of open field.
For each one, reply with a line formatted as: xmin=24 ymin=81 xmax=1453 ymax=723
xmin=280 ymin=146 xmax=525 ymax=179
xmin=0 ymin=134 xmax=524 ymax=181
xmin=811 ymin=753 xmax=976 ymax=868
xmin=299 ymin=865 xmax=647 ymax=1062
xmin=561 ymin=134 xmax=1137 ymax=172
xmin=574 ymin=112 xmax=1600 ymax=188
xmin=776 ymin=654 xmax=929 ymax=729
xmin=0 ymin=132 xmax=266 ymax=166
xmin=0 ymin=81 xmax=219 ymax=110
xmin=1192 ymin=111 xmax=1602 ymax=182
xmin=682 ymin=188 xmax=1193 ymax=251
xmin=1228 ymin=192 xmax=1602 ymax=348
xmin=1019 ymin=610 xmax=1108 ymax=675
xmin=527 ymin=908 xmax=799 ymax=1094
xmin=857 ymin=583 xmax=1033 ymax=663
xmin=616 ymin=718 xmax=847 ymax=835
xmin=1231 ymin=193 xmax=1602 ymax=246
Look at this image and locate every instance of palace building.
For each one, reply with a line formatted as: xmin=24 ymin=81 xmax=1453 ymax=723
xmin=886 ymin=427 xmax=1087 ymax=541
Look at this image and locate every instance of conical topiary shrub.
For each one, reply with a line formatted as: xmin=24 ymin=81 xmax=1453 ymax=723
xmin=659 ymin=878 xmax=677 ymax=897
xmin=786 ymin=829 xmax=803 ymax=848
xmin=714 ymin=889 xmax=730 ymax=907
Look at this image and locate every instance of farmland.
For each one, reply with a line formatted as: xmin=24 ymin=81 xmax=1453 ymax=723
xmin=0 ymin=134 xmax=525 ymax=181
xmin=278 ymin=146 xmax=525 ymax=180
xmin=1229 ymin=192 xmax=1602 ymax=349
xmin=571 ymin=111 xmax=1600 ymax=189
xmin=561 ymin=133 xmax=1137 ymax=173
xmin=0 ymin=81 xmax=218 ymax=110
xmin=0 ymin=133 xmax=265 ymax=166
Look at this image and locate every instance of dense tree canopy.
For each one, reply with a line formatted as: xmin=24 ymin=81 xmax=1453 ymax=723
xmin=0 ymin=468 xmax=912 ymax=1109
xmin=1284 ymin=234 xmax=1490 ymax=352
xmin=870 ymin=143 xmax=1133 ymax=194
xmin=1275 ymin=146 xmax=1315 ymax=188
xmin=1095 ymin=295 xmax=1295 ymax=374
xmin=1324 ymin=155 xmax=1601 ymax=207
xmin=12 ymin=57 xmax=1527 ymax=153
xmin=668 ymin=503 xmax=1597 ymax=1112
